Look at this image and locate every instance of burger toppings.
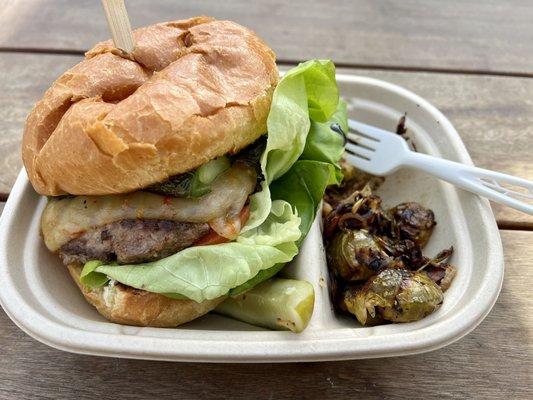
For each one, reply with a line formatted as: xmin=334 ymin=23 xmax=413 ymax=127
xmin=41 ymin=162 xmax=257 ymax=252
xmin=148 ymin=138 xmax=266 ymax=199
xmin=207 ymin=205 xmax=251 ymax=241
xmin=148 ymin=156 xmax=231 ymax=198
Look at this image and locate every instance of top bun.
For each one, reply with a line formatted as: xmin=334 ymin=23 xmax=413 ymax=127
xmin=22 ymin=16 xmax=278 ymax=196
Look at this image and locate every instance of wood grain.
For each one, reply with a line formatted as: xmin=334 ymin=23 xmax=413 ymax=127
xmin=0 ymin=53 xmax=81 ymax=194
xmin=0 ymin=3 xmax=531 ymax=399
xmin=0 ymin=53 xmax=530 ymax=226
xmin=1 ymin=1 xmax=533 ymax=74
xmin=0 ymin=229 xmax=530 ymax=400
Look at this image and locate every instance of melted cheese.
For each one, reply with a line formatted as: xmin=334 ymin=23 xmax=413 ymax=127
xmin=41 ymin=164 xmax=256 ymax=251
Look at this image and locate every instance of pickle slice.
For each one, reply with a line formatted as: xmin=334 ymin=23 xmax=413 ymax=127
xmin=216 ymin=278 xmax=315 ymax=333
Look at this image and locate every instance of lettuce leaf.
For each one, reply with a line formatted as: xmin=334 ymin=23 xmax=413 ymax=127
xmin=243 ymin=59 xmax=342 ymax=232
xmin=90 ymin=201 xmax=300 ymax=302
xmin=300 ymin=100 xmax=347 ymax=184
xmin=81 ymin=60 xmax=346 ymax=302
xmin=228 ymin=160 xmax=338 ymax=297
xmin=228 ymin=63 xmax=347 ymax=296
xmin=271 ymin=160 xmax=336 ymax=242
xmin=80 ymin=260 xmax=108 ymax=287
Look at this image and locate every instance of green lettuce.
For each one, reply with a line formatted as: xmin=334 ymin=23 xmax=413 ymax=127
xmin=226 ymin=62 xmax=348 ymax=297
xmin=81 ymin=59 xmax=347 ymax=302
xmin=300 ymin=100 xmax=348 ymax=184
xmin=271 ymin=160 xmax=336 ymax=241
xmin=89 ymin=201 xmax=300 ymax=302
xmin=80 ymin=260 xmax=109 ymax=287
xmin=243 ymin=59 xmax=342 ymax=232
xmin=230 ymin=160 xmax=341 ymax=297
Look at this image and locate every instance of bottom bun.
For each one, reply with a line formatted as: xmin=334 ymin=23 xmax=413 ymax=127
xmin=68 ymin=264 xmax=225 ymax=327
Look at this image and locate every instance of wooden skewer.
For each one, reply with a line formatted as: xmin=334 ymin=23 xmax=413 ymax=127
xmin=101 ymin=0 xmax=135 ymax=54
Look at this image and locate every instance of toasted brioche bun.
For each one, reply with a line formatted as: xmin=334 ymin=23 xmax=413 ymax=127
xmin=23 ymin=16 xmax=278 ymax=195
xmin=67 ymin=264 xmax=224 ymax=327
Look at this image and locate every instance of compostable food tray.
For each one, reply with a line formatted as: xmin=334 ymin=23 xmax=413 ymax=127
xmin=0 ymin=74 xmax=504 ymax=362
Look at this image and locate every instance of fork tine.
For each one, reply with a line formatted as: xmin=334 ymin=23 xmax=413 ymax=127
xmin=346 ymin=142 xmax=374 ymax=160
xmin=344 ymin=152 xmax=372 ymax=173
xmin=347 ymin=132 xmax=377 ymax=150
xmin=348 ymin=119 xmax=389 ymax=141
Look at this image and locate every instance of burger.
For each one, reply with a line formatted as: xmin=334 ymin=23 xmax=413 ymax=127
xmin=22 ymin=16 xmax=347 ymax=329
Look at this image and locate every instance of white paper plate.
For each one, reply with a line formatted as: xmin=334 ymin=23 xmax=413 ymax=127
xmin=0 ymin=75 xmax=504 ymax=362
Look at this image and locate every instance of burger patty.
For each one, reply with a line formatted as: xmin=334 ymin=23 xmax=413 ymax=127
xmin=59 ymin=219 xmax=210 ymax=265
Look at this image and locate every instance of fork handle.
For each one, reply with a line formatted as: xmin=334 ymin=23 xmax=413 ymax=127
xmin=404 ymin=152 xmax=533 ymax=215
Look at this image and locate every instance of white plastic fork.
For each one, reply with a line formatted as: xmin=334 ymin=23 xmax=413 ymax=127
xmin=336 ymin=119 xmax=533 ymax=215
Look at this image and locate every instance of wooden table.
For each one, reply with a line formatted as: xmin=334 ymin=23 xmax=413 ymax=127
xmin=0 ymin=1 xmax=531 ymax=399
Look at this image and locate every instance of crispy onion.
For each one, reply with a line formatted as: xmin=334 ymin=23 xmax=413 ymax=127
xmin=42 ymin=164 xmax=257 ymax=251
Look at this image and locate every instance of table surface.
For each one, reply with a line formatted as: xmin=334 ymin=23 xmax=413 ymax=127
xmin=0 ymin=1 xmax=531 ymax=399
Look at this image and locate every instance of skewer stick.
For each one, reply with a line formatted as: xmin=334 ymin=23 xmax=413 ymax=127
xmin=101 ymin=0 xmax=135 ymax=54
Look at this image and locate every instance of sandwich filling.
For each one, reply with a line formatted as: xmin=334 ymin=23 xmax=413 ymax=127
xmin=43 ymin=139 xmax=265 ymax=265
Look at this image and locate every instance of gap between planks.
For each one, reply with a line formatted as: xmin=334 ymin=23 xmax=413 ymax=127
xmin=496 ymin=221 xmax=533 ymax=231
xmin=1 ymin=47 xmax=533 ymax=79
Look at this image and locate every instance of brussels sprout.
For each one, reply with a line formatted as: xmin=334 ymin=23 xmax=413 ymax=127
xmin=343 ymin=268 xmax=444 ymax=325
xmin=425 ymin=263 xmax=456 ymax=291
xmin=324 ymin=160 xmax=384 ymax=209
xmin=422 ymin=247 xmax=456 ymax=291
xmin=323 ymin=188 xmax=386 ymax=238
xmin=375 ymin=236 xmax=425 ymax=270
xmin=323 ymin=186 xmax=456 ymax=327
xmin=341 ymin=286 xmax=384 ymax=326
xmin=390 ymin=202 xmax=436 ymax=247
xmin=327 ymin=230 xmax=392 ymax=281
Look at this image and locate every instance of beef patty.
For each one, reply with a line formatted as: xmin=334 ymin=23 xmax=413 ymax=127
xmin=59 ymin=219 xmax=210 ymax=265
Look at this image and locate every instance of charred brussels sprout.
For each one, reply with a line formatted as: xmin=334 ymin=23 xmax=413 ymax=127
xmin=323 ymin=187 xmax=386 ymax=239
xmin=327 ymin=230 xmax=392 ymax=281
xmin=344 ymin=268 xmax=444 ymax=325
xmin=323 ymin=160 xmax=384 ymax=209
xmin=423 ymin=247 xmax=457 ymax=291
xmin=390 ymin=202 xmax=436 ymax=247
xmin=341 ymin=287 xmax=384 ymax=326
xmin=323 ymin=181 xmax=456 ymax=327
xmin=375 ymin=236 xmax=425 ymax=270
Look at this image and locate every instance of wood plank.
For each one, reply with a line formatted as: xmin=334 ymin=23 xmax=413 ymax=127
xmin=0 ymin=53 xmax=82 ymax=194
xmin=0 ymin=230 xmax=530 ymax=399
xmin=0 ymin=52 xmax=530 ymax=226
xmin=1 ymin=1 xmax=533 ymax=74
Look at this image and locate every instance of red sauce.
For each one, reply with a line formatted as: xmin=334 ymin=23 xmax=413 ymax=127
xmin=194 ymin=206 xmax=250 ymax=247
